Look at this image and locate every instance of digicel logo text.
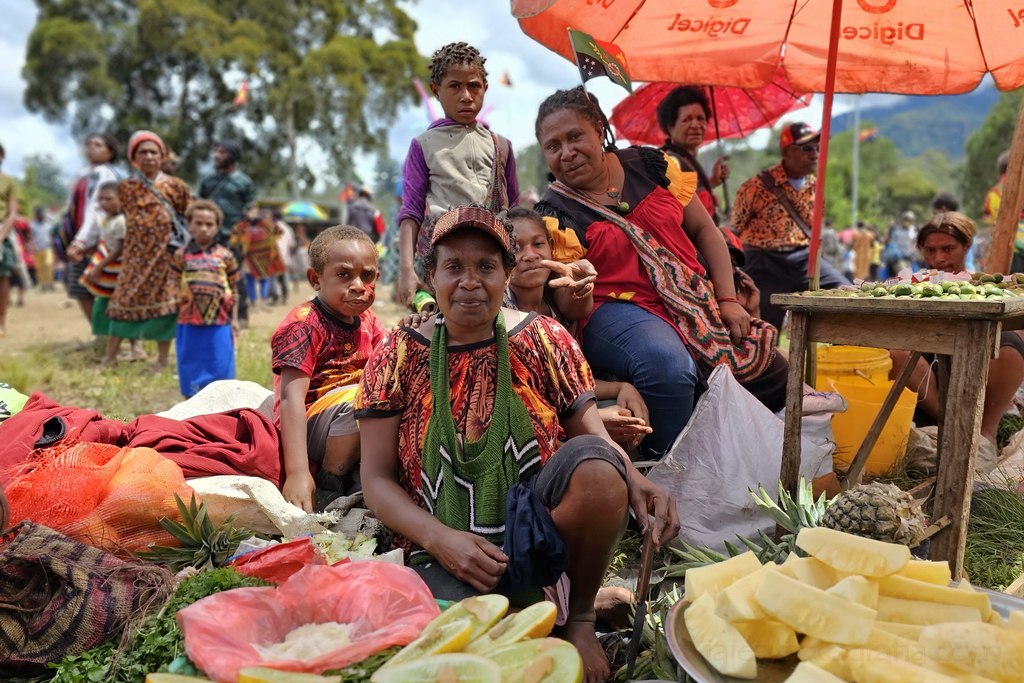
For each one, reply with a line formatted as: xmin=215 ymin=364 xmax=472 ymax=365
xmin=842 ymin=21 xmax=924 ymax=45
xmin=666 ymin=13 xmax=750 ymax=37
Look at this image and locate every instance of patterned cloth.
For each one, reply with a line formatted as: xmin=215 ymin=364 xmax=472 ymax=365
xmin=232 ymin=217 xmax=285 ymax=278
xmin=271 ymin=298 xmax=386 ymax=420
xmin=81 ymin=214 xmax=125 ymax=298
xmin=355 ymin=312 xmax=595 ymax=551
xmin=170 ymin=242 xmax=239 ymax=326
xmin=108 ymin=173 xmax=191 ymax=322
xmin=536 ymin=147 xmax=704 ymax=341
xmin=731 ymin=161 xmax=814 ymax=250
xmin=198 ymin=169 xmax=256 ymax=241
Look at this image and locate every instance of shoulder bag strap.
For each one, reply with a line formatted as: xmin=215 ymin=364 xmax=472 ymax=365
xmin=758 ymin=170 xmax=813 ymax=239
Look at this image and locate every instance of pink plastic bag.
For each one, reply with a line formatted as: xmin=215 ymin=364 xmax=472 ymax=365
xmin=177 ymin=563 xmax=440 ymax=682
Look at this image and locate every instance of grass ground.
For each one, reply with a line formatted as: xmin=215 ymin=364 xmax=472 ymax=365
xmin=0 ymin=283 xmax=407 ymax=417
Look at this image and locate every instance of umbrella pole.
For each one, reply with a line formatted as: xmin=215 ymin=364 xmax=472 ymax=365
xmin=709 ymin=86 xmax=731 ymax=216
xmin=809 ymin=0 xmax=845 ymax=292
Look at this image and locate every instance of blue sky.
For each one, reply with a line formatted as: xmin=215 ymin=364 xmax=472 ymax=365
xmin=0 ymin=0 xmax=866 ymax=188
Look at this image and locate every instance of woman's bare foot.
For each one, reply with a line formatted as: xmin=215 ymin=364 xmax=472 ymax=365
xmin=559 ymin=619 xmax=610 ymax=683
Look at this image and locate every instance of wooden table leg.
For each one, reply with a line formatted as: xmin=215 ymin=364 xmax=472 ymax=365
xmin=929 ymin=321 xmax=1000 ymax=578
xmin=781 ymin=311 xmax=809 ymax=499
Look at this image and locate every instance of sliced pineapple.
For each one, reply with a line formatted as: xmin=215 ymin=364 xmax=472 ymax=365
xmin=920 ymin=622 xmax=1024 ymax=683
xmin=957 ymin=578 xmax=976 ymax=592
xmin=754 ymin=570 xmax=876 ymax=645
xmin=827 ymin=575 xmax=879 ymax=608
xmin=684 ymin=550 xmax=761 ymax=602
xmin=894 ymin=559 xmax=951 ymax=586
xmin=683 ymin=593 xmax=757 ymax=679
xmin=846 ymin=648 xmax=957 ymax=683
xmin=873 ymin=621 xmax=922 ymax=640
xmin=875 ymin=575 xmax=991 ymax=617
xmin=1008 ymin=610 xmax=1024 ymax=631
xmin=987 ymin=611 xmax=1007 ymax=627
xmin=785 ymin=660 xmax=847 ymax=682
xmin=876 ymin=596 xmax=982 ymax=625
xmin=861 ymin=627 xmax=925 ymax=665
xmin=796 ymin=527 xmax=910 ymax=577
xmin=734 ymin=619 xmax=799 ymax=659
xmin=802 ymin=644 xmax=851 ymax=680
xmin=715 ymin=564 xmax=773 ymax=622
xmin=779 ymin=556 xmax=842 ymax=590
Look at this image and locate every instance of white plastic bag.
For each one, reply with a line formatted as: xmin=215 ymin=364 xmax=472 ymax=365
xmin=648 ymin=366 xmax=835 ymax=553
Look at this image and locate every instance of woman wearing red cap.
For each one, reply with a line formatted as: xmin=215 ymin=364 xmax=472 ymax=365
xmin=107 ymin=130 xmax=191 ymax=367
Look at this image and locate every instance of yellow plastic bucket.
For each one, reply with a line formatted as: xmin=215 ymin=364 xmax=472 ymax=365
xmin=815 ymin=345 xmax=892 ymax=389
xmin=830 ymin=380 xmax=917 ymax=476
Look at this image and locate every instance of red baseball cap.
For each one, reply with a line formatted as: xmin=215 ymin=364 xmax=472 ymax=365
xmin=779 ymin=122 xmax=820 ymax=152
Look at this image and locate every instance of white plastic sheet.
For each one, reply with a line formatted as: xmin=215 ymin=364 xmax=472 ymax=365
xmin=648 ymin=366 xmax=836 ymax=552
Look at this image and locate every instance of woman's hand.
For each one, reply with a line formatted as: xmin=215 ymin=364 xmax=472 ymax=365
xmin=720 ymin=300 xmax=751 ymax=343
xmin=84 ymin=267 xmax=101 ymax=286
xmin=598 ymin=406 xmax=652 ymax=448
xmin=615 ymin=382 xmax=649 ymax=426
xmin=734 ymin=269 xmax=761 ymax=318
xmin=626 ymin=469 xmax=680 ymax=547
xmin=429 ymin=528 xmax=508 ymax=593
xmin=542 ymin=259 xmax=596 ymax=299
xmin=282 ymin=470 xmax=316 ymax=513
xmin=397 ymin=265 xmax=418 ymax=308
xmin=67 ymin=243 xmax=85 ymax=263
xmin=710 ymin=156 xmax=730 ymax=188
xmin=394 ymin=310 xmax=434 ymax=331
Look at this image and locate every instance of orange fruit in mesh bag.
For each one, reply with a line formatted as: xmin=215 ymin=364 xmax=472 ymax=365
xmin=4 ymin=442 xmax=123 ymax=531
xmin=93 ymin=447 xmax=193 ymax=551
xmin=65 ymin=511 xmax=122 ymax=548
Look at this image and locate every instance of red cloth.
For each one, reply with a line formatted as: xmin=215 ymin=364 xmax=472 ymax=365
xmin=0 ymin=392 xmax=283 ymax=487
xmin=123 ymin=410 xmax=283 ymax=486
xmin=0 ymin=393 xmax=125 ymax=484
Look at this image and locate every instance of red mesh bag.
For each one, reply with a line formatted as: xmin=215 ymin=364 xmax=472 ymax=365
xmin=3 ymin=442 xmax=194 ymax=552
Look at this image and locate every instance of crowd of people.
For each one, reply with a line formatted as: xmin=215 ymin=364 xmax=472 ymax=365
xmin=3 ymin=38 xmax=1022 ymax=683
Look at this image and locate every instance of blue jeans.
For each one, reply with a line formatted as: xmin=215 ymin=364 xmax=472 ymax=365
xmin=582 ymin=302 xmax=698 ymax=458
xmin=245 ymin=273 xmax=272 ymax=303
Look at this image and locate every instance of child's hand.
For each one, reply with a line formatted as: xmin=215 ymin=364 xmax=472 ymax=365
xmin=542 ymin=259 xmax=597 ymax=299
xmin=283 ymin=471 xmax=317 ymax=512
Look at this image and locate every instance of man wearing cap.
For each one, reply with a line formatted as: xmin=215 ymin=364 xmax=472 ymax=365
xmin=731 ymin=122 xmax=850 ymax=330
xmin=199 ymin=140 xmax=255 ymax=323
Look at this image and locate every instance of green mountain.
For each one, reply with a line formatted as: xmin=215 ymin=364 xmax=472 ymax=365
xmin=831 ymin=85 xmax=999 ymax=159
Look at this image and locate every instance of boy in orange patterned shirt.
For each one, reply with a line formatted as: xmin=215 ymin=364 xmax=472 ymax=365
xmin=271 ymin=226 xmax=385 ymax=511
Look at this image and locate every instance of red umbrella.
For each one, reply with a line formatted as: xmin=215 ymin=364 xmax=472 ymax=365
xmin=609 ymin=71 xmax=812 ymax=147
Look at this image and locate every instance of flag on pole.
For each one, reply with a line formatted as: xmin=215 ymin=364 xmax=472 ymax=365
xmin=858 ymin=127 xmax=878 ymax=143
xmin=567 ymin=29 xmax=632 ymax=93
xmin=499 ymin=71 xmax=513 ymax=87
xmin=232 ymin=79 xmax=249 ymax=107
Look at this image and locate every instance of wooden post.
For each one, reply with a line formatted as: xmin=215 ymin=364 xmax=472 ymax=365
xmin=781 ymin=311 xmax=809 ymax=499
xmin=929 ymin=321 xmax=999 ymax=578
xmin=984 ymin=97 xmax=1024 ymax=274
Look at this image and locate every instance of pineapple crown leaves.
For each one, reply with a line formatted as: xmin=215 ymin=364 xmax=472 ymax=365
xmin=750 ymin=478 xmax=829 ymax=534
xmin=139 ymin=493 xmax=253 ymax=572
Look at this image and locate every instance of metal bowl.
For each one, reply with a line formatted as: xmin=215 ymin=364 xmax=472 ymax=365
xmin=665 ymin=586 xmax=1024 ymax=683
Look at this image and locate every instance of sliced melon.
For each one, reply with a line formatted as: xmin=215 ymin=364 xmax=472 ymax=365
xmin=486 ymin=637 xmax=583 ymax=683
xmin=684 ymin=551 xmax=761 ymax=602
xmin=379 ymin=618 xmax=474 ymax=670
xmin=827 ymin=575 xmax=879 ymax=608
xmin=423 ymin=595 xmax=509 ymax=642
xmin=370 ymin=653 xmax=500 ymax=683
xmin=466 ymin=602 xmax=557 ymax=654
xmin=795 ymin=527 xmax=910 ymax=577
xmin=683 ymin=593 xmax=757 ymax=679
xmin=755 ymin=569 xmax=876 ymax=645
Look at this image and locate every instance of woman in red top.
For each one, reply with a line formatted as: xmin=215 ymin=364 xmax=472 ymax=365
xmin=535 ymin=87 xmax=784 ymax=458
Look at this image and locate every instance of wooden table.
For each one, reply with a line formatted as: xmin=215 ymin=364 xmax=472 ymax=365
xmin=772 ymin=293 xmax=1024 ymax=577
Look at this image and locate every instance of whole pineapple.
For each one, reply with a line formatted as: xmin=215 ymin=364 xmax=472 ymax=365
xmin=821 ymin=482 xmax=926 ymax=546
